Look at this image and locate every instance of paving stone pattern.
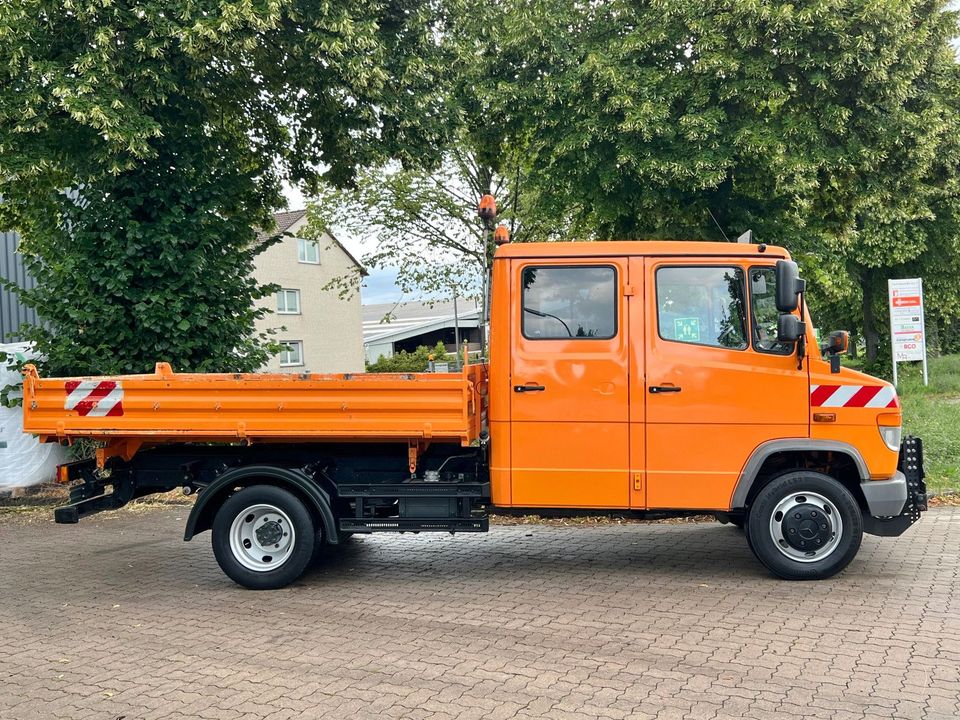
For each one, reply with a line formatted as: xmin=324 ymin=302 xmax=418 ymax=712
xmin=1 ymin=507 xmax=958 ymax=719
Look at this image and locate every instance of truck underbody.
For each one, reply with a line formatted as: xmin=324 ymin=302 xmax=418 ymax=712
xmin=53 ymin=436 xmax=928 ymax=542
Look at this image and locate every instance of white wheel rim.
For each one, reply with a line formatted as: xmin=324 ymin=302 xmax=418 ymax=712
xmin=229 ymin=503 xmax=296 ymax=572
xmin=768 ymin=491 xmax=843 ymax=563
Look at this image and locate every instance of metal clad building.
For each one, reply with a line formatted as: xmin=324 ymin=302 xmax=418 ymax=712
xmin=0 ymin=231 xmax=38 ymax=342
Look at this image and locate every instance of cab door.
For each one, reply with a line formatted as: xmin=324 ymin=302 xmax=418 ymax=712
xmin=509 ymin=258 xmax=630 ymax=508
xmin=644 ymin=259 xmax=808 ymax=510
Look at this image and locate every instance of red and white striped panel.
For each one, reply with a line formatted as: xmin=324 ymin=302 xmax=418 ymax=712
xmin=810 ymin=384 xmax=899 ymax=409
xmin=64 ymin=380 xmax=125 ymax=417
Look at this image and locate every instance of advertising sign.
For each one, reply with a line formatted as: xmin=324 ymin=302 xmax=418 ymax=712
xmin=888 ymin=278 xmax=928 ymax=386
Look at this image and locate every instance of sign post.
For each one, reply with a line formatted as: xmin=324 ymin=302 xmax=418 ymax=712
xmin=887 ymin=278 xmax=928 ymax=387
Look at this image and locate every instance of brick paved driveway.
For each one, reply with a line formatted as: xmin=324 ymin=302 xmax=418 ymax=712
xmin=0 ymin=507 xmax=958 ymax=720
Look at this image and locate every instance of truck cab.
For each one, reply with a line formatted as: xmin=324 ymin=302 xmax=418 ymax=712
xmin=488 ymin=241 xmax=925 ymax=578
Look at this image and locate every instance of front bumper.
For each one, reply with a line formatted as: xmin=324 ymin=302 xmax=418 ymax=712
xmin=862 ymin=435 xmax=928 ymax=537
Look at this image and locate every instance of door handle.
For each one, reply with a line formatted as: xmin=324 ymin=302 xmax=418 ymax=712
xmin=514 ymin=384 xmax=546 ymax=393
xmin=649 ymin=385 xmax=681 ymax=394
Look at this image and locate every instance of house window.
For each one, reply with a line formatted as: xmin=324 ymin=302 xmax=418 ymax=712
xmin=277 ymin=289 xmax=301 ymax=315
xmin=298 ymin=238 xmax=320 ymax=264
xmin=279 ymin=341 xmax=304 ymax=367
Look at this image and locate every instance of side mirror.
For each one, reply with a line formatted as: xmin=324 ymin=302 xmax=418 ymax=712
xmin=822 ymin=330 xmax=849 ymax=356
xmin=777 ymin=313 xmax=806 ymax=342
xmin=775 ymin=260 xmax=805 ymax=312
xmin=820 ymin=330 xmax=849 ymax=374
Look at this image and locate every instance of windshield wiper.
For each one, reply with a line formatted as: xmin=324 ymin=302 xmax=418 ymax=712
xmin=523 ymin=307 xmax=573 ymax=337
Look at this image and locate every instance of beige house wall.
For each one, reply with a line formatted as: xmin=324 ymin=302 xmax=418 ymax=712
xmin=253 ymin=217 xmax=365 ymax=373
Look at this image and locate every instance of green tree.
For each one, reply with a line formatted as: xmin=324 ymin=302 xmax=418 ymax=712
xmin=489 ymin=0 xmax=960 ymax=363
xmin=311 ymin=151 xmax=522 ymax=301
xmin=310 ymin=0 xmax=532 ymax=301
xmin=0 ymin=0 xmax=445 ymax=375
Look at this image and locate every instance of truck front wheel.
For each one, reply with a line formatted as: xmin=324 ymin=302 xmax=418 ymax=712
xmin=211 ymin=485 xmax=315 ymax=590
xmin=746 ymin=471 xmax=863 ymax=580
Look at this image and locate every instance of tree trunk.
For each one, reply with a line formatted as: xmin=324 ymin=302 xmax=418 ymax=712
xmin=861 ymin=269 xmax=880 ymax=363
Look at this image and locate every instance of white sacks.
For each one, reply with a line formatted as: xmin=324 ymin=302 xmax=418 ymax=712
xmin=0 ymin=343 xmax=67 ymax=489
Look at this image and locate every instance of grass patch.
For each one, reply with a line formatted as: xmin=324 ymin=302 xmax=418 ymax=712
xmin=898 ymin=355 xmax=960 ymax=494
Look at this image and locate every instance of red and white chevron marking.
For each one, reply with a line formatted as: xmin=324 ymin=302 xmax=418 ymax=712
xmin=810 ymin=384 xmax=899 ymax=409
xmin=64 ymin=380 xmax=125 ymax=417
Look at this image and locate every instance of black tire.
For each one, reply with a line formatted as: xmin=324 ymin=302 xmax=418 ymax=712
xmin=746 ymin=471 xmax=863 ymax=580
xmin=212 ymin=485 xmax=316 ymax=590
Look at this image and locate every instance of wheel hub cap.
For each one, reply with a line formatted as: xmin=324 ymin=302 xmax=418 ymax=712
xmin=229 ymin=503 xmax=296 ymax=572
xmin=256 ymin=520 xmax=284 ymax=547
xmin=780 ymin=503 xmax=833 ymax=552
xmin=768 ymin=491 xmax=843 ymax=563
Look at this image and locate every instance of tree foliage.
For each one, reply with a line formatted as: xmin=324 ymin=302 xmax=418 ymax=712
xmin=312 ymin=151 xmax=522 ymax=300
xmin=487 ymin=0 xmax=960 ymax=363
xmin=311 ymin=0 xmax=531 ymax=299
xmin=0 ymin=0 xmax=446 ymax=375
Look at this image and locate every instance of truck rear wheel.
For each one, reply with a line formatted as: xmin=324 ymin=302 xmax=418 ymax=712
xmin=746 ymin=471 xmax=863 ymax=580
xmin=211 ymin=485 xmax=315 ymax=590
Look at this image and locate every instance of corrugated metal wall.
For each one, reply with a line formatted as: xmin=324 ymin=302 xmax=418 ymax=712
xmin=0 ymin=231 xmax=38 ymax=342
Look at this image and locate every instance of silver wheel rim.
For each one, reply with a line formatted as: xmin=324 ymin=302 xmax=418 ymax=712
xmin=768 ymin=491 xmax=843 ymax=563
xmin=229 ymin=503 xmax=296 ymax=572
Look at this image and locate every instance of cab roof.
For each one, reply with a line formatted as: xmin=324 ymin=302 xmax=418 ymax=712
xmin=494 ymin=240 xmax=790 ymax=260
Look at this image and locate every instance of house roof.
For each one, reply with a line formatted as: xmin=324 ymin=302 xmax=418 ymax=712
xmin=261 ymin=209 xmax=368 ymax=276
xmin=273 ymin=209 xmax=308 ymax=235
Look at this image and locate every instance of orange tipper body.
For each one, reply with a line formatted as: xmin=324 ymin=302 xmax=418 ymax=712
xmin=22 ymin=240 xmax=927 ymax=589
xmin=22 ymin=362 xmax=486 ymax=449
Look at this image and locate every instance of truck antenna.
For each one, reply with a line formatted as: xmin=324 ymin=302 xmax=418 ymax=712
xmin=707 ymin=208 xmax=730 ymax=242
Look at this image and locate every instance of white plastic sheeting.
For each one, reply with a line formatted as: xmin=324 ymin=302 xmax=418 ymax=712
xmin=0 ymin=343 xmax=67 ymax=489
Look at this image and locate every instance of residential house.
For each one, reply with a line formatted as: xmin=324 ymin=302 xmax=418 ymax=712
xmin=254 ymin=210 xmax=367 ymax=373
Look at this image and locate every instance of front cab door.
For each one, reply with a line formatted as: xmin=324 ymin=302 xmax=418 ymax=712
xmin=644 ymin=259 xmax=809 ymax=510
xmin=509 ymin=259 xmax=630 ymax=508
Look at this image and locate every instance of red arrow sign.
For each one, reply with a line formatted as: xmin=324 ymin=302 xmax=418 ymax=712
xmin=892 ymin=296 xmax=920 ymax=307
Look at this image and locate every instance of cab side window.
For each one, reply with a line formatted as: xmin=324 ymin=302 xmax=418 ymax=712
xmin=749 ymin=266 xmax=794 ymax=355
xmin=521 ymin=266 xmax=617 ymax=339
xmin=656 ymin=266 xmax=747 ymax=349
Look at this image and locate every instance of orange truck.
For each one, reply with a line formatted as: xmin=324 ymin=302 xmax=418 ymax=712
xmin=22 ymin=240 xmax=927 ymax=589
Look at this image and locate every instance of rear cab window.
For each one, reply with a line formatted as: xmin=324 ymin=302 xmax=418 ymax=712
xmin=521 ymin=266 xmax=617 ymax=340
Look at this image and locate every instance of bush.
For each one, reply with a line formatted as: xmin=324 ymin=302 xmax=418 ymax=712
xmin=366 ymin=341 xmax=453 ymax=373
